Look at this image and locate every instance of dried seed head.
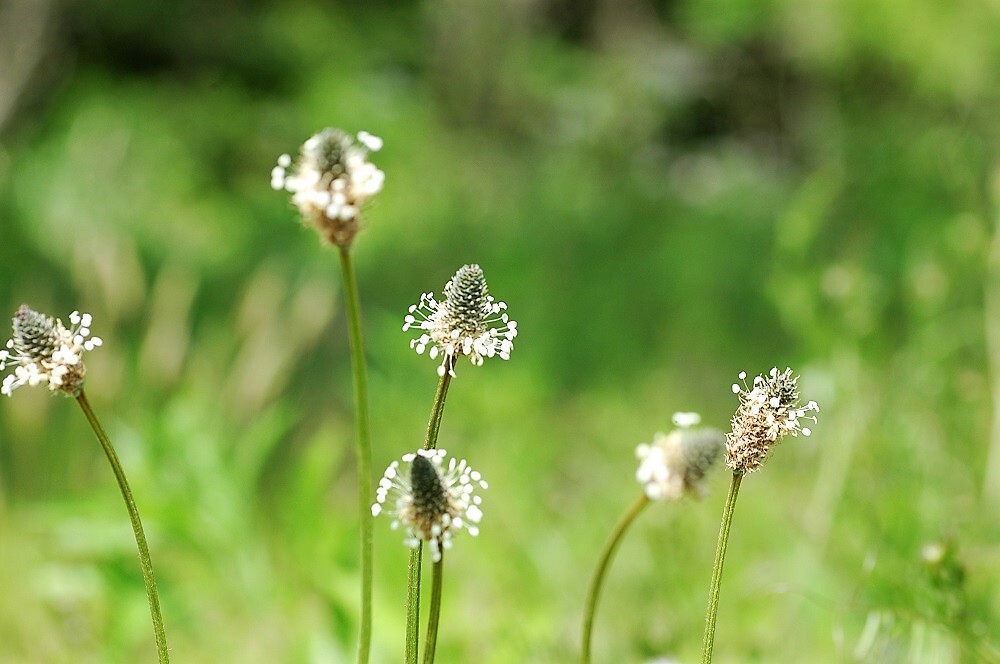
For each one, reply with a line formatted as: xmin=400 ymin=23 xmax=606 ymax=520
xmin=725 ymin=367 xmax=819 ymax=473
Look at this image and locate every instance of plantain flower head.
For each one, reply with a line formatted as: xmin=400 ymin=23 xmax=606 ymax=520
xmin=635 ymin=413 xmax=725 ymax=500
xmin=726 ymin=367 xmax=819 ymax=473
xmin=372 ymin=448 xmax=488 ymax=562
xmin=402 ymin=264 xmax=517 ymax=377
xmin=271 ymin=128 xmax=385 ymax=246
xmin=0 ymin=306 xmax=103 ymax=397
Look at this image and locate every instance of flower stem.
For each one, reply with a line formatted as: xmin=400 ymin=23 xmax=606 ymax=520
xmin=337 ymin=246 xmax=375 ymax=664
xmin=405 ymin=546 xmax=423 ymax=664
xmin=702 ymin=471 xmax=743 ymax=664
xmin=422 ymin=554 xmax=445 ymax=664
xmin=423 ymin=372 xmax=452 ymax=452
xmin=406 ymin=372 xmax=454 ymax=664
xmin=581 ymin=493 xmax=649 ymax=664
xmin=75 ymin=389 xmax=169 ymax=664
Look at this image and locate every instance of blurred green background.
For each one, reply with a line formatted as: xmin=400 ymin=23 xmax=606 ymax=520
xmin=1 ymin=0 xmax=998 ymax=661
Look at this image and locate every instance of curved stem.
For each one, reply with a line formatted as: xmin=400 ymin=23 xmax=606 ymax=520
xmin=406 ymin=372 xmax=454 ymax=663
xmin=337 ymin=246 xmax=375 ymax=664
xmin=75 ymin=390 xmax=169 ymax=663
xmin=702 ymin=471 xmax=743 ymax=664
xmin=422 ymin=553 xmax=444 ymax=664
xmin=581 ymin=493 xmax=649 ymax=664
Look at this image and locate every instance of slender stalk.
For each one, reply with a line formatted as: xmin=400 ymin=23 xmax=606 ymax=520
xmin=702 ymin=471 xmax=744 ymax=664
xmin=422 ymin=554 xmax=445 ymax=664
xmin=423 ymin=372 xmax=452 ymax=452
xmin=405 ymin=545 xmax=423 ymax=664
xmin=75 ymin=389 xmax=169 ymax=664
xmin=406 ymin=372 xmax=454 ymax=663
xmin=337 ymin=245 xmax=375 ymax=664
xmin=581 ymin=493 xmax=649 ymax=663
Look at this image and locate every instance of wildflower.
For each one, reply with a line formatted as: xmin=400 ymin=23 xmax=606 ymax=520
xmin=402 ymin=264 xmax=517 ymax=377
xmin=635 ymin=414 xmax=725 ymax=500
xmin=0 ymin=306 xmax=103 ymax=397
xmin=726 ymin=367 xmax=819 ymax=473
xmin=372 ymin=448 xmax=487 ymax=562
xmin=271 ymin=128 xmax=385 ymax=246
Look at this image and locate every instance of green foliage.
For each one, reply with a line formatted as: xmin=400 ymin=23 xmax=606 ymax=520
xmin=1 ymin=0 xmax=998 ymax=661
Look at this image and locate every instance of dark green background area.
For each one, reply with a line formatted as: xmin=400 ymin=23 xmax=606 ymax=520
xmin=0 ymin=0 xmax=997 ymax=661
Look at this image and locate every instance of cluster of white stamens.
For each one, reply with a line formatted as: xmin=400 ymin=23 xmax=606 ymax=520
xmin=726 ymin=367 xmax=819 ymax=473
xmin=403 ymin=264 xmax=517 ymax=377
xmin=371 ymin=448 xmax=487 ymax=562
xmin=271 ymin=128 xmax=384 ymax=245
xmin=0 ymin=307 xmax=103 ymax=397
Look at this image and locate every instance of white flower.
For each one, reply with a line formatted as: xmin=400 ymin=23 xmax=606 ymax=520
xmin=726 ymin=367 xmax=820 ymax=473
xmin=0 ymin=306 xmax=103 ymax=397
xmin=635 ymin=415 xmax=724 ymax=500
xmin=372 ymin=448 xmax=488 ymax=562
xmin=271 ymin=128 xmax=385 ymax=246
xmin=402 ymin=264 xmax=518 ymax=377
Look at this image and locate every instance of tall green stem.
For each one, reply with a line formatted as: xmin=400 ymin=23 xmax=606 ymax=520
xmin=405 ymin=546 xmax=423 ymax=664
xmin=75 ymin=389 xmax=169 ymax=664
xmin=337 ymin=246 xmax=374 ymax=664
xmin=702 ymin=471 xmax=743 ymax=664
xmin=405 ymin=372 xmax=453 ymax=664
xmin=422 ymin=555 xmax=444 ymax=664
xmin=581 ymin=493 xmax=649 ymax=664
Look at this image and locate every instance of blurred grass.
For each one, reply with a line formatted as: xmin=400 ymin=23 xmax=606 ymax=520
xmin=0 ymin=0 xmax=999 ymax=661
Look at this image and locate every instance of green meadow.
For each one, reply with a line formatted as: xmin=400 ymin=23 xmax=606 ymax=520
xmin=0 ymin=1 xmax=997 ymax=661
